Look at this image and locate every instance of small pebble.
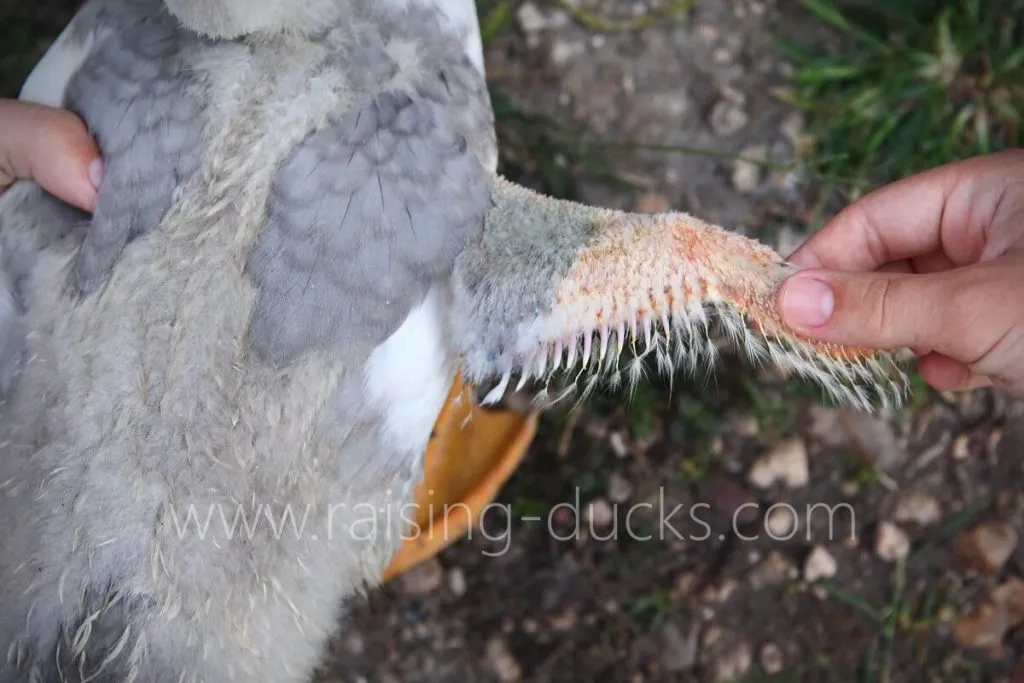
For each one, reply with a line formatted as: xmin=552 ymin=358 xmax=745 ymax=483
xmin=839 ymin=481 xmax=860 ymax=498
xmin=954 ymin=600 xmax=1008 ymax=650
xmin=781 ymin=111 xmax=809 ymax=152
xmin=447 ymin=567 xmax=467 ymax=597
xmin=703 ymin=579 xmax=739 ymax=605
xmin=713 ymin=643 xmax=752 ymax=682
xmin=609 ymin=431 xmax=629 ymax=458
xmin=759 ymin=642 xmax=784 ymax=675
xmin=892 ymin=489 xmax=943 ymax=526
xmin=696 ymin=23 xmax=719 ymax=42
xmin=516 ymin=2 xmax=548 ymax=34
xmin=660 ymin=621 xmax=699 ymax=672
xmin=730 ymin=412 xmax=759 ymax=438
xmin=550 ymin=40 xmax=585 ymax=67
xmin=803 ymin=545 xmax=838 ymax=582
xmin=701 ymin=624 xmax=724 ymax=650
xmin=954 ymin=522 xmax=1018 ymax=575
xmin=607 ymin=473 xmax=634 ymax=503
xmin=992 ymin=576 xmax=1024 ymax=629
xmin=584 ymin=498 xmax=615 ymax=528
xmin=842 ymin=411 xmax=904 ymax=472
xmin=875 ymin=522 xmax=910 ymax=562
xmin=807 ymin=405 xmax=847 ymax=447
xmin=709 ymin=97 xmax=749 ymax=137
xmin=748 ymin=438 xmax=809 ymax=489
xmin=987 ymin=429 xmax=1003 ymax=460
xmin=486 ymin=637 xmax=523 ymax=682
xmin=731 ymin=144 xmax=766 ymax=193
xmin=952 ymin=433 xmax=971 ymax=460
xmin=550 ymin=610 xmax=576 ymax=632
xmin=712 ymin=47 xmax=732 ymax=65
xmin=765 ymin=505 xmax=797 ymax=539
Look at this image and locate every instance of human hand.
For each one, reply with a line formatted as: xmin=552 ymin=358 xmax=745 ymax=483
xmin=777 ymin=150 xmax=1024 ymax=397
xmin=0 ymin=99 xmax=103 ymax=212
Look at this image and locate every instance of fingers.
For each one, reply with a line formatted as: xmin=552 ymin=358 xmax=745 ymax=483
xmin=917 ymin=352 xmax=993 ymax=392
xmin=0 ymin=99 xmax=103 ymax=212
xmin=777 ymin=258 xmax=1023 ymax=365
xmin=778 ymin=267 xmax=953 ymax=351
xmin=780 ymin=151 xmax=1024 ymax=398
xmin=787 ymin=150 xmax=1024 ymax=272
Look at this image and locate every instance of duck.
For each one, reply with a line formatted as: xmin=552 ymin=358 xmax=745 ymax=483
xmin=0 ymin=1 xmax=907 ymax=681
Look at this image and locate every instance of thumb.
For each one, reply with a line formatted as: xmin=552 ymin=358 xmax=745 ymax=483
xmin=776 ymin=266 xmax=978 ymax=360
xmin=0 ymin=100 xmax=102 ymax=212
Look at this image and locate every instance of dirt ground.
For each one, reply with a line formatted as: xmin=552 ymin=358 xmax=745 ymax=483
xmin=2 ymin=1 xmax=1023 ymax=682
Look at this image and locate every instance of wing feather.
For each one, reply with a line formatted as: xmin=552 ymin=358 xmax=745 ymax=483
xmin=247 ymin=56 xmax=496 ymax=366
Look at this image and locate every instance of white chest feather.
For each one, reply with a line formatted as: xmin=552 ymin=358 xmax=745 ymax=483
xmin=363 ymin=283 xmax=455 ymax=466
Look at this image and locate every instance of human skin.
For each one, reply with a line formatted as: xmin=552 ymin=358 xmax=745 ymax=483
xmin=777 ymin=149 xmax=1024 ymax=398
xmin=0 ymin=98 xmax=103 ymax=212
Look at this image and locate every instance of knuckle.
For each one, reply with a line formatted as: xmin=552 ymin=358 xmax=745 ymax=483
xmin=950 ymin=267 xmax=1015 ymax=361
xmin=838 ymin=202 xmax=889 ymax=266
xmin=860 ymin=276 xmax=898 ymax=338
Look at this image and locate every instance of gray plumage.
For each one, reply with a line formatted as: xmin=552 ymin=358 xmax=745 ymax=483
xmin=66 ymin=1 xmax=204 ymax=295
xmin=450 ymin=177 xmax=603 ymax=384
xmin=0 ymin=1 xmax=496 ymax=680
xmin=0 ymin=0 xmax=906 ymax=679
xmin=248 ymin=65 xmax=492 ymax=365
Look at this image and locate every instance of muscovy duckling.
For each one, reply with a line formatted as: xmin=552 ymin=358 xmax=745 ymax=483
xmin=0 ymin=1 xmax=906 ymax=680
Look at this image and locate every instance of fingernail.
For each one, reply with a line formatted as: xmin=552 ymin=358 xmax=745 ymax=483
xmin=87 ymin=157 xmax=104 ymax=189
xmin=781 ymin=275 xmax=835 ymax=328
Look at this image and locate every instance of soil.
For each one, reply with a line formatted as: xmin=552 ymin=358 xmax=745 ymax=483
xmin=2 ymin=1 xmax=1023 ymax=682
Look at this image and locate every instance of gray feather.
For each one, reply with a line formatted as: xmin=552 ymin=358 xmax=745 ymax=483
xmin=0 ymin=1 xmax=495 ymax=681
xmin=0 ymin=185 xmax=91 ymax=395
xmin=451 ymin=178 xmax=601 ymax=378
xmin=248 ymin=58 xmax=492 ymax=366
xmin=64 ymin=1 xmax=205 ymax=294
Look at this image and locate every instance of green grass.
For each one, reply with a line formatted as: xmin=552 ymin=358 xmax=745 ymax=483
xmin=779 ymin=0 xmax=1024 ymax=205
xmin=740 ymin=375 xmax=801 ymax=439
xmin=625 ymin=381 xmax=661 ymax=439
xmin=762 ymin=494 xmax=993 ymax=683
xmin=628 ymin=588 xmax=674 ymax=633
xmin=770 ymin=556 xmax=958 ymax=683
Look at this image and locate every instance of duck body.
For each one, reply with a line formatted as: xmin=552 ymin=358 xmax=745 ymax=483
xmin=0 ymin=1 xmax=911 ymax=679
xmin=0 ymin=1 xmax=495 ymax=680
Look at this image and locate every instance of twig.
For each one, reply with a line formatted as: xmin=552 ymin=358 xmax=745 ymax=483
xmin=553 ymin=0 xmax=696 ymax=33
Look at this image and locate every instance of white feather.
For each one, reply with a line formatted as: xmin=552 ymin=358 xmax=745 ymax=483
xmin=383 ymin=0 xmax=486 ymax=75
xmin=19 ymin=13 xmax=105 ymax=106
xmin=363 ymin=284 xmax=452 ymax=462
